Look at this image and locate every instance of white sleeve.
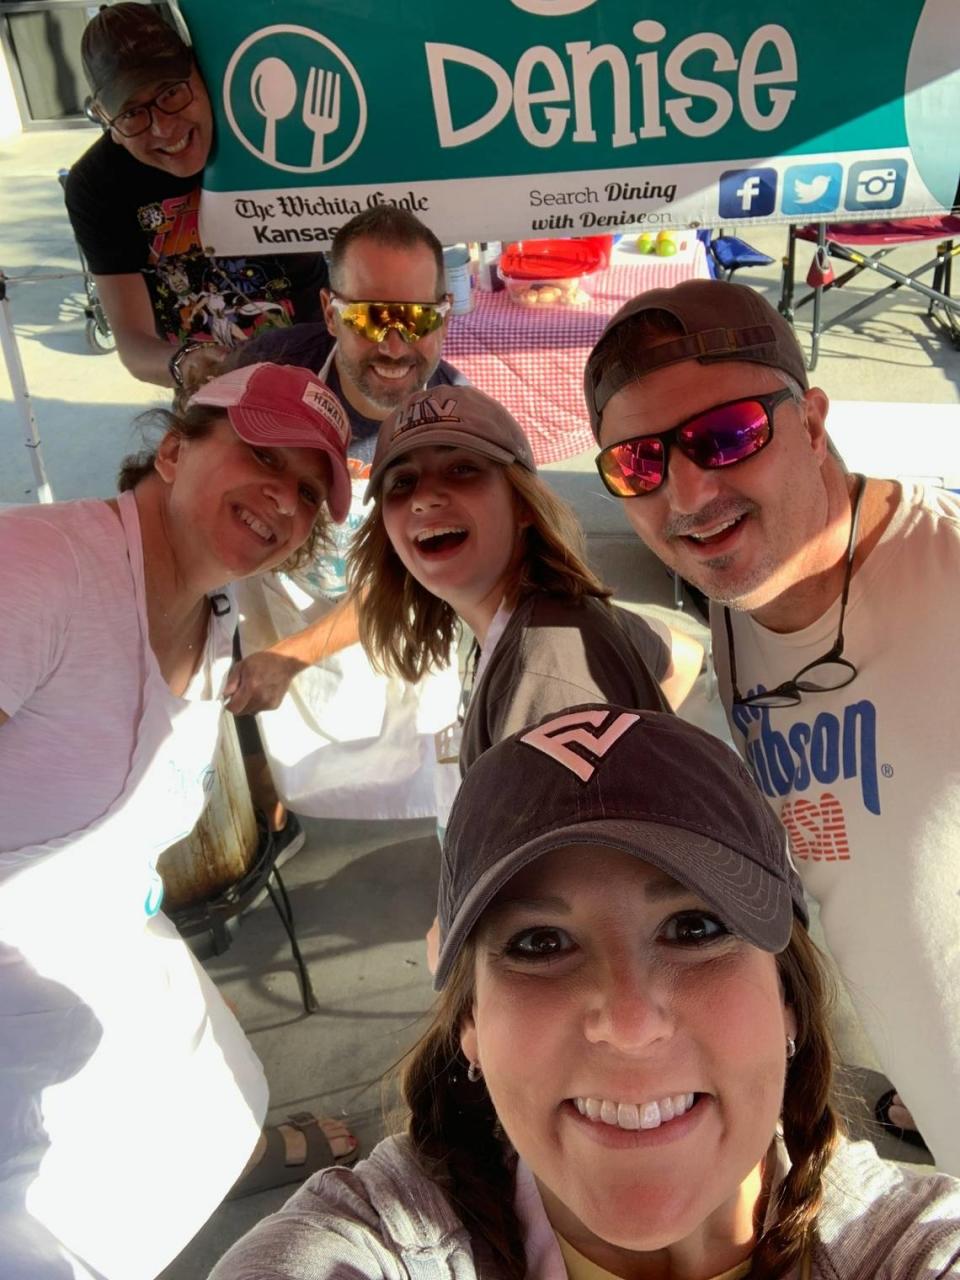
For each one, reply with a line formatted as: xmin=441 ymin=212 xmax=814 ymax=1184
xmin=0 ymin=514 xmax=79 ymax=717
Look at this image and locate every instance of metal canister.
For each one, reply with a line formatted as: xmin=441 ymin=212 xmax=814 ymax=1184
xmin=443 ymin=244 xmax=474 ymax=314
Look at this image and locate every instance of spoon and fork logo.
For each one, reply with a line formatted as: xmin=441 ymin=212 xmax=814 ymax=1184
xmin=224 ymin=25 xmax=366 ymax=173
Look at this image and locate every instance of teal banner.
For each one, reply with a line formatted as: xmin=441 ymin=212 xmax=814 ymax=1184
xmin=179 ymin=0 xmax=960 ymax=252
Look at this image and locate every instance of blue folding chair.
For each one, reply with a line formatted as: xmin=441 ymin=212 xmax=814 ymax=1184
xmin=698 ymin=228 xmax=775 ymax=282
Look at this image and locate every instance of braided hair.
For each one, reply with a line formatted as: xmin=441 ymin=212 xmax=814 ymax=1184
xmin=750 ymin=924 xmax=841 ymax=1277
xmin=401 ymin=947 xmax=526 ymax=1278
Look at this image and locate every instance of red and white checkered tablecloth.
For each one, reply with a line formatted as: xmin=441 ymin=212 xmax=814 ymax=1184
xmin=444 ymin=245 xmax=710 ymax=465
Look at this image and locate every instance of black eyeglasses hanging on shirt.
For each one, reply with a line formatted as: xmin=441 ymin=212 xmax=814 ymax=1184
xmin=725 ymin=474 xmax=865 ymax=709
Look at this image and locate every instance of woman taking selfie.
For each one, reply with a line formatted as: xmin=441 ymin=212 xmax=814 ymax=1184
xmin=350 ymin=384 xmax=702 ymax=778
xmin=0 ymin=364 xmax=356 ymax=1279
xmin=213 ymin=704 xmax=960 ymax=1279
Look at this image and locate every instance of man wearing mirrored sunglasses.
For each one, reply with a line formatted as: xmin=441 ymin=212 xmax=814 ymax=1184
xmin=64 ymin=3 xmax=327 ymax=389
xmin=219 ymin=207 xmax=465 ymax=818
xmin=584 ymin=278 xmax=960 ymax=1176
xmin=238 ymin=205 xmax=466 ymax=465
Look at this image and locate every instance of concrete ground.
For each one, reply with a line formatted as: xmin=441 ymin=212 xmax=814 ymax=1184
xmin=1 ymin=124 xmax=956 ymax=1278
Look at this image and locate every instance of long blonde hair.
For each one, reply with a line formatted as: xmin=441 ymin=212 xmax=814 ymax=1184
xmin=349 ymin=461 xmax=611 ymax=683
xmin=401 ymin=921 xmax=842 ymax=1279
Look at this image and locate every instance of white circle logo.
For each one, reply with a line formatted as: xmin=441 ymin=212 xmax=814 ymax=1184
xmin=223 ymin=25 xmax=367 ymax=174
xmin=509 ymin=0 xmax=598 ymax=13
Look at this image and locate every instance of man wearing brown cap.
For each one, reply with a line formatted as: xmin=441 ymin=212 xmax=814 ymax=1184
xmin=64 ymin=2 xmax=327 ymax=390
xmin=584 ymin=278 xmax=960 ymax=1175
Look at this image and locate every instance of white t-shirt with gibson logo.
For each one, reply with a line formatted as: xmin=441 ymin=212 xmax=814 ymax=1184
xmin=713 ymin=481 xmax=960 ymax=1175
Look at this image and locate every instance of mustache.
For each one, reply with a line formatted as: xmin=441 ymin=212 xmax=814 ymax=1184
xmin=664 ymin=498 xmax=757 ymax=540
xmin=363 ymin=354 xmax=420 ymax=368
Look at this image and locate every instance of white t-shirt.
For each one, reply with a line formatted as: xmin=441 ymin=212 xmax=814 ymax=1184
xmin=0 ymin=499 xmax=218 ymax=850
xmin=712 ymin=482 xmax=960 ymax=1175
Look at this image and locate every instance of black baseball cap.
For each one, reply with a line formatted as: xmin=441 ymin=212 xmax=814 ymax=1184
xmin=435 ymin=704 xmax=807 ymax=989
xmin=82 ymin=2 xmax=193 ymax=117
xmin=584 ymin=279 xmax=809 ymax=440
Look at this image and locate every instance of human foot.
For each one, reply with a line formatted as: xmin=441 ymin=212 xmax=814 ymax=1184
xmin=228 ymin=1112 xmax=359 ymax=1199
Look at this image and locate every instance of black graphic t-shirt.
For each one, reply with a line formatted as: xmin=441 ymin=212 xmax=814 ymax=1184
xmin=65 ymin=134 xmax=327 ymax=345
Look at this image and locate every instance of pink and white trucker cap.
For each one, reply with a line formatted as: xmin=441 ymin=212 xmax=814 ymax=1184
xmin=188 ymin=363 xmax=352 ymax=522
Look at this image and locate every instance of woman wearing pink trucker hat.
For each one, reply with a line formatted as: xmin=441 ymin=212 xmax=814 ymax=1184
xmin=0 ymin=363 xmax=357 ymax=1279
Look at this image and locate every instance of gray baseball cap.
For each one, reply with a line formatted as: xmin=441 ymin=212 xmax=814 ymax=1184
xmin=82 ymin=2 xmax=193 ymax=117
xmin=584 ymin=279 xmax=809 ymax=440
xmin=435 ymin=704 xmax=806 ymax=989
xmin=364 ymin=384 xmax=536 ymax=502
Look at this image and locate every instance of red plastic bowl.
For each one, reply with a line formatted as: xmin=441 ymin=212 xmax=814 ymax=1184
xmin=499 ymin=238 xmax=606 ymax=280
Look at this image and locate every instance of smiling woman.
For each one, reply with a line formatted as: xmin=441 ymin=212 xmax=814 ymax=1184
xmin=117 ymin=363 xmax=349 ymax=575
xmin=210 ymin=707 xmax=960 ymax=1280
xmin=0 ymin=363 xmax=353 ymax=1278
xmin=349 ymin=386 xmax=702 ymax=783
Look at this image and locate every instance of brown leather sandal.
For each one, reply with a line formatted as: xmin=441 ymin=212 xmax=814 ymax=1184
xmin=226 ymin=1111 xmax=359 ymax=1200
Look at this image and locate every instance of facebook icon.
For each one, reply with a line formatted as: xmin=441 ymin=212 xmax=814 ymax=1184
xmin=719 ymin=168 xmax=777 ymax=218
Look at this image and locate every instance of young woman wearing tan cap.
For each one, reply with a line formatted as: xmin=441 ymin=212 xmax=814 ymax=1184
xmin=351 ymin=384 xmax=702 ymax=781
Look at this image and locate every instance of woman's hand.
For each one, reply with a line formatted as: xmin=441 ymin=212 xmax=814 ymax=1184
xmin=180 ymin=342 xmax=230 ymax=393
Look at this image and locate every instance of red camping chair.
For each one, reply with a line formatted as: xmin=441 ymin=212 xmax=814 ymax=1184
xmin=779 ymin=217 xmax=960 ymax=370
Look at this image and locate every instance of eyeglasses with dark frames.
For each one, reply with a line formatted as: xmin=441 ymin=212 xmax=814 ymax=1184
xmin=102 ymin=79 xmax=194 ymax=138
xmin=725 ymin=474 xmax=865 ymax=709
xmin=596 ymin=387 xmax=795 ymax=499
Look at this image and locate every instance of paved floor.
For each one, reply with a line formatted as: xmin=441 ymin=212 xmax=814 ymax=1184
xmin=1 ymin=123 xmax=954 ymax=1278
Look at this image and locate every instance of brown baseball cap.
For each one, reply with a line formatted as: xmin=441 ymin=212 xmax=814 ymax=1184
xmin=584 ymin=279 xmax=809 ymax=440
xmin=434 ymin=703 xmax=807 ymax=989
xmin=82 ymin=2 xmax=193 ymax=117
xmin=364 ymin=385 xmax=537 ymax=502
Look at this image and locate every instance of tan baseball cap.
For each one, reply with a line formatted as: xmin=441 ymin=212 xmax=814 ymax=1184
xmin=364 ymin=385 xmax=536 ymax=502
xmin=584 ymin=279 xmax=809 ymax=440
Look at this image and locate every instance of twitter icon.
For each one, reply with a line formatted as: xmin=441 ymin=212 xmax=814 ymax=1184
xmin=781 ymin=163 xmax=842 ymax=216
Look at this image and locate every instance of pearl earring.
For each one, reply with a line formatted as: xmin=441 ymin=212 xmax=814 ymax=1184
xmin=467 ymin=1061 xmax=482 ymax=1083
xmin=786 ymin=1036 xmax=797 ymax=1060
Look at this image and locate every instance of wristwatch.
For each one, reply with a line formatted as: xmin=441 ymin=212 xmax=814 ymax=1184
xmin=168 ymin=339 xmax=206 ymax=388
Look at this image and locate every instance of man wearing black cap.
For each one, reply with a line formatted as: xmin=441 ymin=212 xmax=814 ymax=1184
xmin=64 ymin=2 xmax=327 ymax=390
xmin=584 ymin=278 xmax=960 ymax=1175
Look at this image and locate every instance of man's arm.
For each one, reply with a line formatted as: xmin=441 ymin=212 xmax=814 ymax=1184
xmin=95 ymin=273 xmax=226 ymax=388
xmin=224 ymin=594 xmax=362 ymax=715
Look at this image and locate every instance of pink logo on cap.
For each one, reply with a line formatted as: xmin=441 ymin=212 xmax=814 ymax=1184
xmin=302 ymin=382 xmax=348 ymax=444
xmin=392 ymin=395 xmax=462 ymax=439
xmin=520 ymin=709 xmax=640 ymax=781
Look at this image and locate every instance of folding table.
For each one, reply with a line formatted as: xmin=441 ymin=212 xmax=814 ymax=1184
xmin=445 ymin=237 xmax=711 ymax=466
xmin=778 ymin=217 xmax=960 ymax=370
